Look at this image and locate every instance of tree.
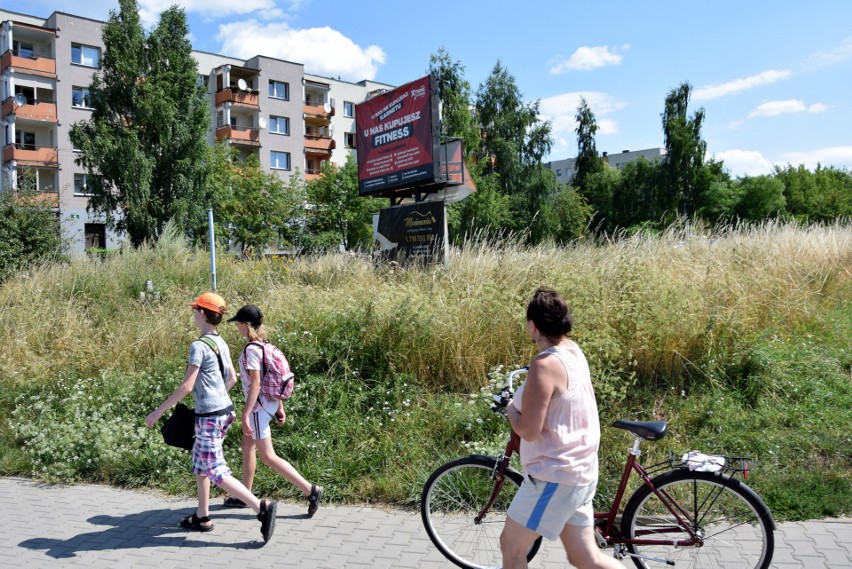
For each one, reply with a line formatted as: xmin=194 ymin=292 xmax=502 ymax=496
xmin=69 ymin=0 xmax=210 ymax=247
xmin=572 ymin=97 xmax=604 ymax=192
xmin=428 ymin=47 xmax=479 ymax=160
xmin=773 ymin=164 xmax=852 ymax=222
xmin=304 ymin=155 xmax=383 ymax=252
xmin=612 ymin=157 xmax=662 ymax=229
xmin=474 ymin=61 xmax=553 ymax=195
xmin=0 ymin=183 xmax=66 ymax=281
xmin=735 ymin=176 xmax=786 ymax=220
xmin=581 ymin=165 xmax=622 ymax=232
xmin=661 ymin=83 xmax=707 ymax=218
xmin=208 ymin=144 xmax=305 ymax=256
xmin=446 ymin=165 xmax=513 ymax=243
xmin=540 ymin=184 xmax=593 ymax=244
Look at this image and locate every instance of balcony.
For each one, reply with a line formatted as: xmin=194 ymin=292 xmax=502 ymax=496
xmin=0 ymin=50 xmax=57 ymax=78
xmin=304 ymin=168 xmax=323 ymax=181
xmin=303 ymin=102 xmax=334 ymax=125
xmin=304 ymin=133 xmax=336 ymax=153
xmin=215 ymin=125 xmax=260 ymax=147
xmin=2 ymin=97 xmax=57 ymax=122
xmin=215 ymin=88 xmax=259 ymax=108
xmin=3 ymin=144 xmax=59 ymax=167
xmin=13 ymin=188 xmax=59 ymax=208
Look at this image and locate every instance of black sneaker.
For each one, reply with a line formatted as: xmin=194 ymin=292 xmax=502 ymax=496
xmin=257 ymin=500 xmax=277 ymax=543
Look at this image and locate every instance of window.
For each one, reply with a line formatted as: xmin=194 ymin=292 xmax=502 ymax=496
xmin=84 ymin=224 xmax=106 ymax=250
xmin=268 ymin=80 xmax=289 ymax=100
xmin=13 ymin=41 xmax=34 ymax=59
xmin=74 ymin=174 xmax=97 ymax=196
xmin=16 ymin=131 xmax=36 ymax=150
xmin=71 ymin=43 xmax=100 ymax=68
xmin=269 ymin=116 xmax=289 ymax=135
xmin=344 ymin=132 xmax=356 ymax=149
xmin=270 ymin=151 xmax=290 ymax=170
xmin=72 ymin=87 xmax=91 ymax=108
xmin=344 ymin=101 xmax=355 ymax=117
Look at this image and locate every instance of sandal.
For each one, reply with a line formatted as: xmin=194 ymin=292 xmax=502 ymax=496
xmin=307 ymin=484 xmax=324 ymax=517
xmin=223 ymin=496 xmax=247 ymax=508
xmin=257 ymin=499 xmax=277 ymax=543
xmin=180 ymin=512 xmax=213 ymax=532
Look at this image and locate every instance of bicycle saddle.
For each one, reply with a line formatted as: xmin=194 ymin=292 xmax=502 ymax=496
xmin=612 ymin=419 xmax=668 ymax=441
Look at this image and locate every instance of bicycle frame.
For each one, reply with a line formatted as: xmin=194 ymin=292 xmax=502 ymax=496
xmin=594 ymin=434 xmax=707 ymax=548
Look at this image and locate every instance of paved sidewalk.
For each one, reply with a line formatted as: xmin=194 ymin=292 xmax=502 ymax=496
xmin=1 ymin=477 xmax=849 ymax=568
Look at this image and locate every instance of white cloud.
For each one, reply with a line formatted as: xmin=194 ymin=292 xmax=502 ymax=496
xmin=748 ymin=99 xmax=830 ymax=118
xmin=714 ymin=147 xmax=852 ymax=177
xmin=216 ymin=20 xmax=386 ymax=81
xmin=549 ymin=46 xmax=623 ymax=73
xmin=748 ymin=99 xmax=806 ymax=117
xmin=692 ymin=70 xmax=792 ymax=101
xmin=713 ymin=150 xmax=775 ymax=177
xmin=808 ymin=37 xmax=852 ymax=69
xmin=780 ymin=146 xmax=852 ymax=170
xmin=539 ymin=92 xmax=626 ymax=135
xmin=139 ymin=0 xmax=281 ymax=28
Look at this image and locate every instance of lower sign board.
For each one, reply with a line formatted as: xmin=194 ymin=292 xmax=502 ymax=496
xmin=373 ymin=200 xmax=446 ymax=264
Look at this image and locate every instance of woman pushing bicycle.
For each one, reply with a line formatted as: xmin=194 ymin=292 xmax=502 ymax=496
xmin=500 ymin=287 xmax=623 ymax=569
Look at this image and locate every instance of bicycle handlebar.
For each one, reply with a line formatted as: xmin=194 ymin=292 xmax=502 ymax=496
xmin=490 ymin=367 xmax=528 ymax=414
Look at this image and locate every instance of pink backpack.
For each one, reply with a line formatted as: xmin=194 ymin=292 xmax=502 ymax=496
xmin=245 ymin=341 xmax=295 ymax=400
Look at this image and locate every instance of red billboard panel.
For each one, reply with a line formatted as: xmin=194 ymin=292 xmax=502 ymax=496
xmin=355 ymin=75 xmax=440 ymax=196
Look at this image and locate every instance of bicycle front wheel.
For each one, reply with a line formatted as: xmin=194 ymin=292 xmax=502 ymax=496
xmin=421 ymin=455 xmax=541 ymax=569
xmin=621 ymin=469 xmax=774 ymax=569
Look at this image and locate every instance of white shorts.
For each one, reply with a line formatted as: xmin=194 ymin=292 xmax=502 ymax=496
xmin=245 ymin=399 xmax=279 ymax=441
xmin=507 ymin=476 xmax=596 ymax=541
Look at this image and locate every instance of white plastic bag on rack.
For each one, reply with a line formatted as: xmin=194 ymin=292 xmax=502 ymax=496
xmin=681 ymin=450 xmax=725 ymax=472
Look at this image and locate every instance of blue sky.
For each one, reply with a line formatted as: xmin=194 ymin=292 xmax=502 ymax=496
xmin=13 ymin=0 xmax=852 ymax=177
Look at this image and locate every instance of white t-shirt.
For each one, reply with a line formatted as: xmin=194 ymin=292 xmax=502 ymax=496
xmin=238 ymin=342 xmax=276 ymax=413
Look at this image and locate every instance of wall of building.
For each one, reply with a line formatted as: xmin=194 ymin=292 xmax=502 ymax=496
xmin=545 ymin=148 xmax=667 ymax=186
xmin=2 ymin=8 xmax=397 ymax=255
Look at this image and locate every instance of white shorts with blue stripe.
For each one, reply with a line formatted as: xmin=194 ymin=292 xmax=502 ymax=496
xmin=506 ymin=476 xmax=596 ymax=541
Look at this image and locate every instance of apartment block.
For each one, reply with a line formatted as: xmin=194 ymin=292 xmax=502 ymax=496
xmin=1 ymin=8 xmax=395 ymax=254
xmin=546 ymin=147 xmax=667 ymax=185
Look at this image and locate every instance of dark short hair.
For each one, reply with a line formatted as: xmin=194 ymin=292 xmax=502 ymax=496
xmin=526 ymin=287 xmax=573 ymax=339
xmin=200 ymin=307 xmax=223 ymax=326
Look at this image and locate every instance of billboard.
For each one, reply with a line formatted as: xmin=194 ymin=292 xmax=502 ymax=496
xmin=373 ymin=200 xmax=446 ymax=264
xmin=355 ymin=75 xmax=441 ymax=196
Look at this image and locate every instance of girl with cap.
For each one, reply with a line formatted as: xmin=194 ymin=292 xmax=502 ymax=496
xmin=224 ymin=304 xmax=324 ymax=516
xmin=145 ymin=292 xmax=278 ymax=543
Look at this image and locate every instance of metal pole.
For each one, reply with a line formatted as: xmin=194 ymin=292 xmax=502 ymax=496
xmin=207 ymin=208 xmax=217 ymax=291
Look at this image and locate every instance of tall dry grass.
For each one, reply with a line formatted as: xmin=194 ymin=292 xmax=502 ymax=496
xmin=0 ymin=220 xmax=849 ymax=402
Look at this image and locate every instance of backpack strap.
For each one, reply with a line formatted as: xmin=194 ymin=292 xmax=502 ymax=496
xmin=197 ymin=335 xmax=226 ymax=380
xmin=243 ymin=341 xmax=267 ymax=377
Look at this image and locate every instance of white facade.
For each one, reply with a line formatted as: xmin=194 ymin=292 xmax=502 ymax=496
xmin=546 ymin=148 xmax=667 ymax=185
xmin=304 ymin=74 xmax=393 ymax=166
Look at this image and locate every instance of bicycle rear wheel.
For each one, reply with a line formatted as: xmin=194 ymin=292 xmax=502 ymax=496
xmin=621 ymin=469 xmax=774 ymax=569
xmin=421 ymin=455 xmax=542 ymax=569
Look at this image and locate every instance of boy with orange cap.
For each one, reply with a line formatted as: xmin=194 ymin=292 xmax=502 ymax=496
xmin=145 ymin=292 xmax=277 ymax=543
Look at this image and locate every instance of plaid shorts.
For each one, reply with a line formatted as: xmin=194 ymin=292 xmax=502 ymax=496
xmin=191 ymin=412 xmax=235 ymax=485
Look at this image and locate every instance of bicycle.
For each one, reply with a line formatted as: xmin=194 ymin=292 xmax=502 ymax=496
xmin=421 ymin=367 xmax=775 ymax=569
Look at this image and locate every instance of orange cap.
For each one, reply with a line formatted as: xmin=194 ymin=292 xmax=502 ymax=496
xmin=190 ymin=292 xmax=227 ymax=315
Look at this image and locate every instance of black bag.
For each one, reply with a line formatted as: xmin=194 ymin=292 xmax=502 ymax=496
xmin=161 ymin=403 xmax=195 ymax=451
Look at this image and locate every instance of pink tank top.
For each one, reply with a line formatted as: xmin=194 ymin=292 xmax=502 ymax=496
xmin=513 ymin=343 xmax=601 ymax=485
